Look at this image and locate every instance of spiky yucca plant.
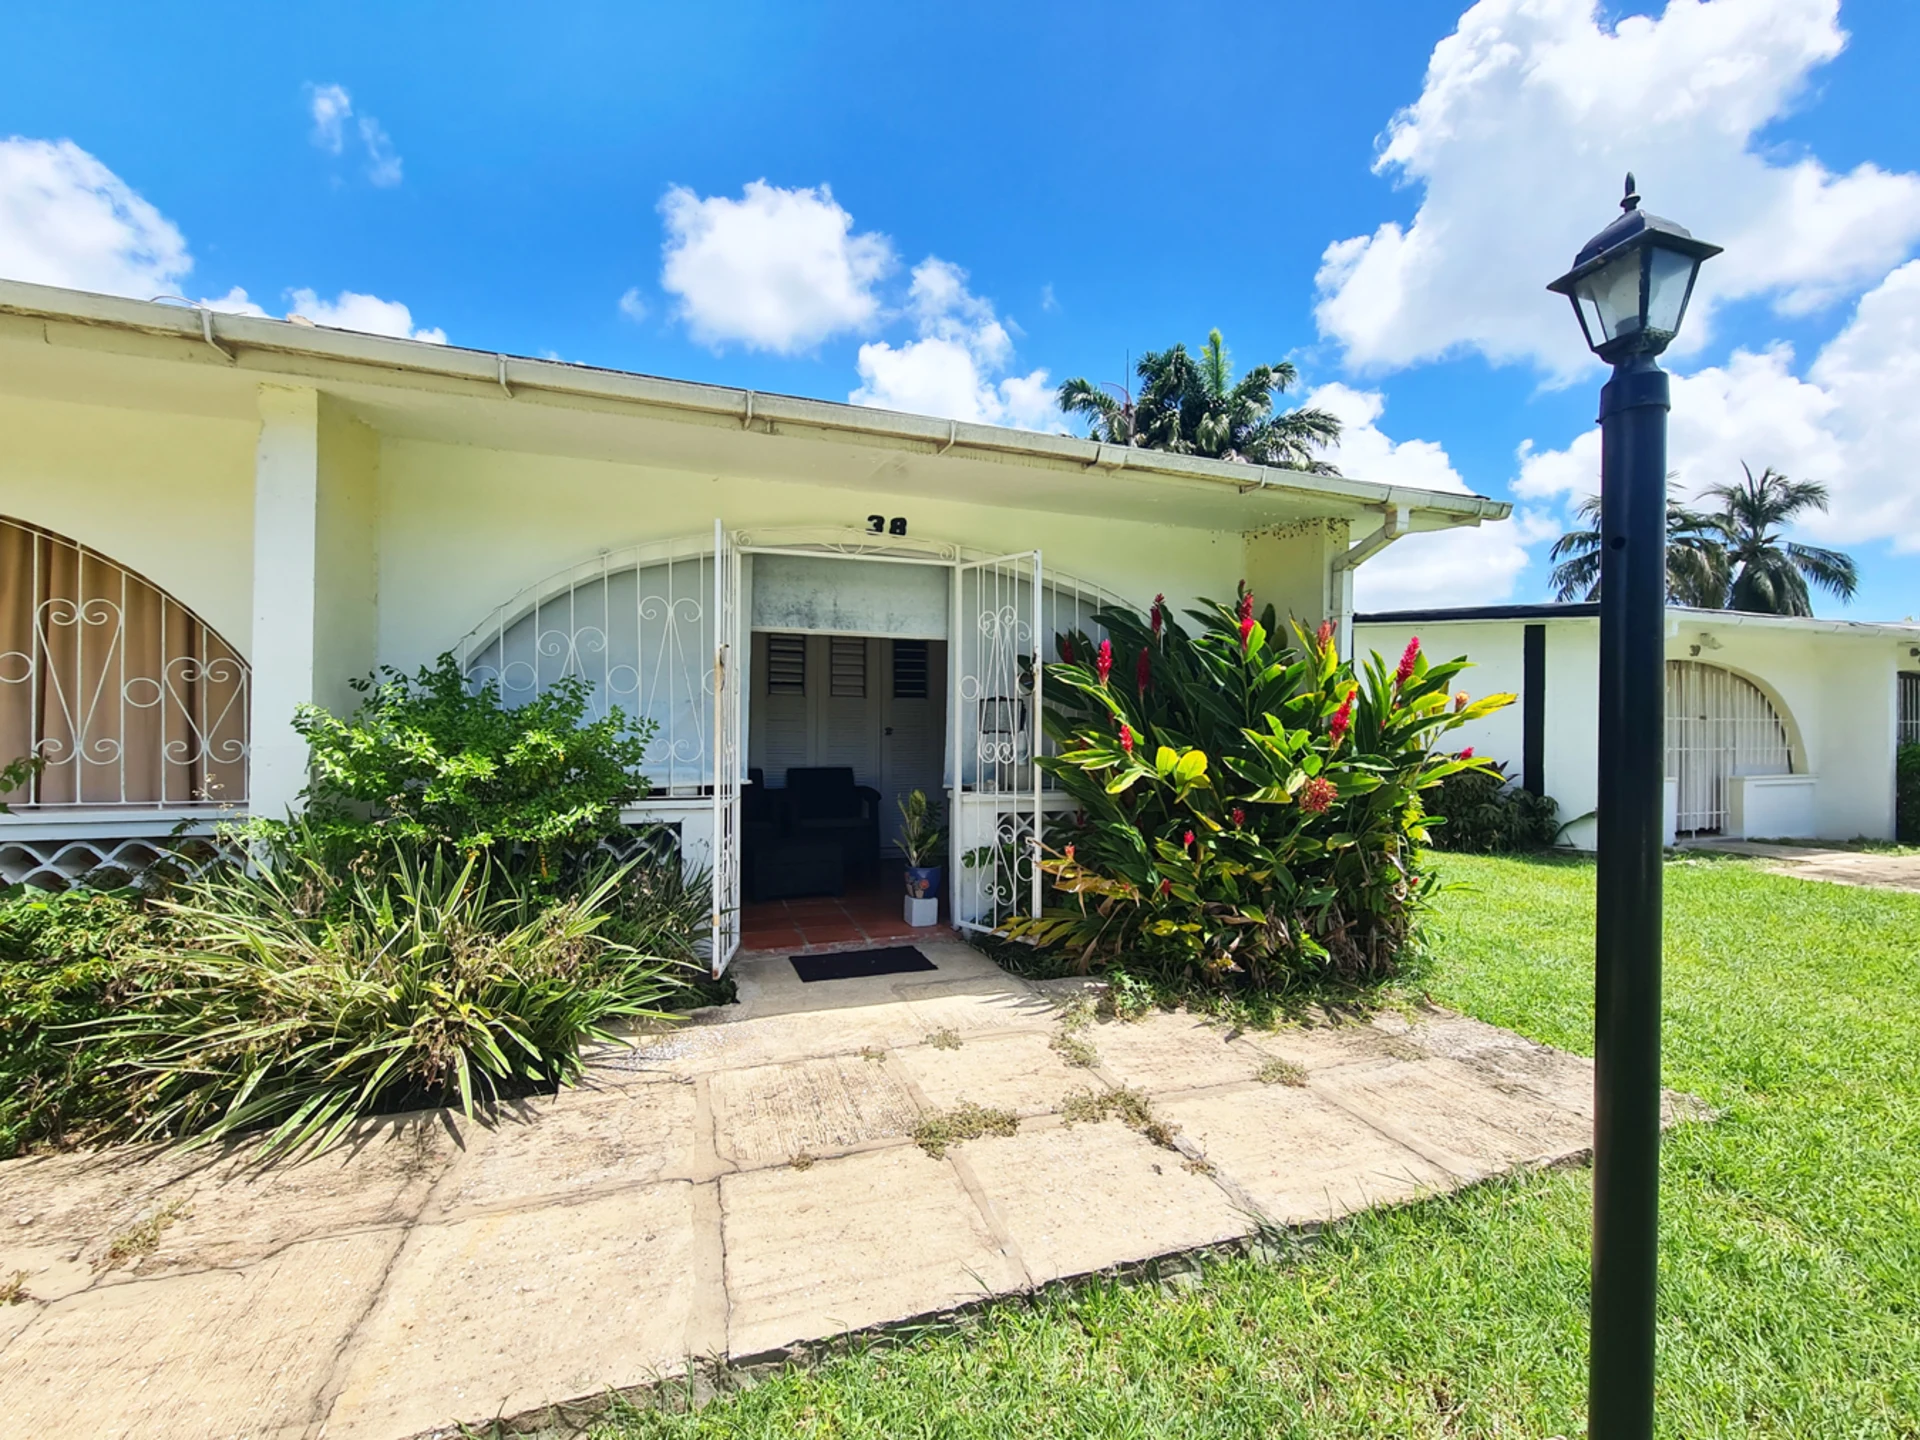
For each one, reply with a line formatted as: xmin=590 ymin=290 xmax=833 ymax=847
xmin=99 ymin=841 xmax=692 ymax=1156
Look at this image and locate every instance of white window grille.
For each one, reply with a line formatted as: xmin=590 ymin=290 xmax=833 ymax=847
xmin=0 ymin=514 xmax=249 ymax=812
xmin=1665 ymin=660 xmax=1793 ymax=836
xmin=457 ymin=537 xmax=718 ymax=797
xmin=1899 ymin=672 xmax=1920 ymax=747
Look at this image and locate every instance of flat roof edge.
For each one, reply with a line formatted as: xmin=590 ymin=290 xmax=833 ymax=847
xmin=0 ymin=278 xmax=1510 ymax=524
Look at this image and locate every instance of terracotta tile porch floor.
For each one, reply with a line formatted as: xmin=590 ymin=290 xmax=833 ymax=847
xmin=739 ymin=884 xmax=942 ymax=954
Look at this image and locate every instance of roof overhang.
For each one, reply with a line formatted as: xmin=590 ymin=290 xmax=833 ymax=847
xmin=0 ymin=279 xmax=1512 ymax=536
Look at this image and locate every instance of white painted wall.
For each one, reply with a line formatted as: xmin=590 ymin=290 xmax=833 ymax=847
xmin=1356 ymin=612 xmax=1905 ymax=845
xmin=372 ymin=436 xmax=1251 ymax=673
xmin=0 ymin=391 xmax=256 ymax=651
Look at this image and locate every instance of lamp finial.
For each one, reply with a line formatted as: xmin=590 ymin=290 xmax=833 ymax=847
xmin=1622 ymin=173 xmax=1640 ymax=212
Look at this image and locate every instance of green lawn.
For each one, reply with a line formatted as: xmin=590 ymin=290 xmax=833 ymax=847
xmin=590 ymin=855 xmax=1920 ymax=1439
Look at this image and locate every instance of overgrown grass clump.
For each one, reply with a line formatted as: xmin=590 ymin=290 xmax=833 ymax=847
xmin=0 ymin=652 xmax=716 ymax=1159
xmin=588 ymin=855 xmax=1920 ymax=1438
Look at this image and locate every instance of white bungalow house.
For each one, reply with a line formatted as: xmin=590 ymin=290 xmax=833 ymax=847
xmin=0 ymin=278 xmax=1508 ymax=970
xmin=1355 ymin=603 xmax=1920 ymax=848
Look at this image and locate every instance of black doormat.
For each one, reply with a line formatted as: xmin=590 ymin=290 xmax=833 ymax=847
xmin=790 ymin=946 xmax=938 ymax=983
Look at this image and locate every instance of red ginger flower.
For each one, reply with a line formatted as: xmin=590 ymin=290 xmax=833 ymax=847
xmin=1329 ymin=687 xmax=1356 ymax=746
xmin=1231 ymin=806 xmax=1247 ymax=828
xmin=1096 ymin=638 xmax=1113 ymax=684
xmin=1119 ymin=722 xmax=1134 ymax=755
xmin=1395 ymin=636 xmax=1421 ymax=686
xmin=1300 ymin=776 xmax=1337 ymax=815
xmin=1315 ymin=618 xmax=1336 ymax=653
xmin=1060 ymin=636 xmax=1075 ymax=664
xmin=1183 ymin=829 xmax=1195 ymax=849
xmin=1151 ymin=595 xmax=1165 ymax=639
xmin=1238 ymin=590 xmax=1256 ymax=648
xmin=1459 ymin=747 xmax=1475 ymax=760
xmin=1136 ymin=646 xmax=1151 ymax=692
xmin=1158 ymin=878 xmax=1172 ymax=897
xmin=1064 ymin=843 xmax=1076 ymax=861
xmin=1454 ymin=690 xmax=1469 ymax=712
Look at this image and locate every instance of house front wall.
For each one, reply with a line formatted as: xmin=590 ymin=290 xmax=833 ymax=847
xmin=1356 ymin=614 xmax=1903 ymax=845
xmin=371 ymin=435 xmax=1253 ymax=675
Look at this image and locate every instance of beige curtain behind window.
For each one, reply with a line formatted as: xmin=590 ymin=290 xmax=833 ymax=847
xmin=0 ymin=517 xmax=248 ymax=809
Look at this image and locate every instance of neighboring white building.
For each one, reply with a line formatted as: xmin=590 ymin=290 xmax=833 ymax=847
xmin=1355 ymin=604 xmax=1920 ymax=848
xmin=0 ymin=278 xmax=1509 ymax=969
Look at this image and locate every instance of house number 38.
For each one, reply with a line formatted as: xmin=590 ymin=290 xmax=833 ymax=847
xmin=867 ymin=515 xmax=908 ymax=536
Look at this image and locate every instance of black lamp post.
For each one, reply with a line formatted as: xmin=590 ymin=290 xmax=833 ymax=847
xmin=1547 ymin=176 xmax=1720 ymax=1440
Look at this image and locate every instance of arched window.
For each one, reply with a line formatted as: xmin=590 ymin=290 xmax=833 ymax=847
xmin=1665 ymin=660 xmax=1793 ymax=836
xmin=0 ymin=516 xmax=248 ymax=811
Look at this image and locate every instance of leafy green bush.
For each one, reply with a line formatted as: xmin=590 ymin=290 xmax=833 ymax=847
xmin=1421 ymin=761 xmax=1562 ymax=853
xmin=0 ymin=887 xmax=172 ymax=1157
xmin=1898 ymin=743 xmax=1920 ymax=844
xmin=97 ymin=837 xmax=694 ymax=1156
xmin=1011 ymin=592 xmax=1509 ymax=988
xmin=288 ymin=653 xmax=654 ymax=871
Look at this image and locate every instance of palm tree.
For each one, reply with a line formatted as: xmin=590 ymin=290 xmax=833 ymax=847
xmin=1057 ymin=329 xmax=1342 ymax=473
xmin=1548 ymin=485 xmax=1731 ymax=607
xmin=1703 ymin=464 xmax=1858 ymax=616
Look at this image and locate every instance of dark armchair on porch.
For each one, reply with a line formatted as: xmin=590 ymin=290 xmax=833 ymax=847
xmin=785 ymin=766 xmax=882 ymax=881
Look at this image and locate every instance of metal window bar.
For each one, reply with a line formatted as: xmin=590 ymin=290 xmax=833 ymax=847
xmin=0 ymin=514 xmax=249 ymax=812
xmin=457 ymin=534 xmax=717 ymax=797
xmin=1899 ymin=672 xmax=1920 ymax=747
xmin=1664 ymin=660 xmax=1793 ymax=836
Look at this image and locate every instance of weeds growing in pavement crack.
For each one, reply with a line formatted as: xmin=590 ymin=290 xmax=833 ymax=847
xmin=913 ymin=1102 xmax=1019 ymax=1158
xmin=1256 ymin=1056 xmax=1308 ymax=1087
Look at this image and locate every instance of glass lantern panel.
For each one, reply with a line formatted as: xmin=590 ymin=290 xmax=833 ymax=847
xmin=1575 ymin=249 xmax=1646 ymax=343
xmin=1645 ymin=245 xmax=1697 ymax=336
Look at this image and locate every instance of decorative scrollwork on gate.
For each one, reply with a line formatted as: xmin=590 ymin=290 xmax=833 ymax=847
xmin=0 ymin=515 xmax=249 ymax=811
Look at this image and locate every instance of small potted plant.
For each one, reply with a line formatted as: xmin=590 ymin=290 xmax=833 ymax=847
xmin=897 ymin=789 xmax=945 ymax=927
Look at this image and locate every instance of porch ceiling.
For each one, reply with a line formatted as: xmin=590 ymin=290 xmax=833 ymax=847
xmin=0 ymin=280 xmax=1508 ymax=535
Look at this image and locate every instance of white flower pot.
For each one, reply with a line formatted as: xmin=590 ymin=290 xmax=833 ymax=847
xmin=905 ymin=895 xmax=940 ymax=927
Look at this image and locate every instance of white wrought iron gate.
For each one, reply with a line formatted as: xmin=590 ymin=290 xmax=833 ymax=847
xmin=1665 ymin=660 xmax=1793 ymax=836
xmin=951 ymin=551 xmax=1043 ymax=932
xmin=710 ymin=521 xmax=743 ymax=974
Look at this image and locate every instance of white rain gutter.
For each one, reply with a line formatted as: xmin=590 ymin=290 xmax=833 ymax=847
xmin=0 ymin=279 xmax=1512 ymax=530
xmin=1328 ymin=502 xmax=1414 ymax=660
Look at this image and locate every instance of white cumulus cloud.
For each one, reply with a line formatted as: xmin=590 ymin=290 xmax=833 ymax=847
xmin=286 ymin=287 xmax=447 ymax=343
xmin=306 ymin=83 xmax=403 ymax=187
xmin=1517 ymin=259 xmax=1920 ymax=553
xmin=1308 ymin=383 xmax=1552 ymax=610
xmin=1315 ymin=0 xmax=1920 ymax=378
xmin=659 ymin=180 xmax=894 ymax=353
xmin=617 ymin=286 xmax=649 ymax=323
xmin=850 ymin=257 xmax=1057 ymax=430
xmin=0 ymin=137 xmax=191 ymax=297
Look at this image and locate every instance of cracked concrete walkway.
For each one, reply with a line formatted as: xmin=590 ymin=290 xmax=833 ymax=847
xmin=0 ymin=940 xmax=1609 ymax=1439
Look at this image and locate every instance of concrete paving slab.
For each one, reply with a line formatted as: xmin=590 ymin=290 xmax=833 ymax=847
xmin=710 ymin=1054 xmax=923 ymax=1167
xmin=964 ymin=1118 xmax=1251 ymax=1282
xmin=1313 ymin=1056 xmax=1594 ymax=1175
xmin=1682 ymin=840 xmax=1920 ymax=892
xmin=0 ymin=1113 xmax=458 ymax=1285
xmin=321 ymin=1182 xmax=698 ymax=1440
xmin=433 ymin=1079 xmax=698 ymax=1216
xmin=1158 ymin=1084 xmax=1454 ymax=1225
xmin=720 ymin=1144 xmax=1023 ymax=1358
xmin=893 ymin=1030 xmax=1090 ymax=1116
xmin=1083 ymin=1011 xmax=1270 ymax=1093
xmin=0 ymin=1229 xmax=398 ymax=1440
xmin=600 ymin=1002 xmax=936 ymax=1079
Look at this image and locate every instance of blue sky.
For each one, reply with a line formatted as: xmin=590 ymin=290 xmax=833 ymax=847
xmin=5 ymin=0 xmax=1918 ymax=617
